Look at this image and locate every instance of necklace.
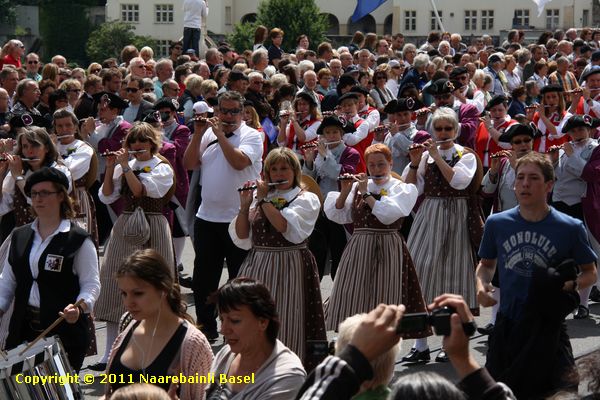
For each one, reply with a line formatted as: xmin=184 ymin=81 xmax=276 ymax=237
xmin=131 ymin=303 xmax=161 ymax=375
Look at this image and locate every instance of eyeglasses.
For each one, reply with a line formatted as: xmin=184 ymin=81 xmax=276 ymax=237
xmin=134 ymin=64 xmax=146 ymax=68
xmin=67 ymin=89 xmax=81 ymax=94
xmin=512 ymin=138 xmax=532 ymax=145
xmin=165 ymin=86 xmax=179 ymax=91
xmin=126 ymin=87 xmax=139 ymax=93
xmin=173 ymin=46 xmax=182 ymax=50
xmin=91 ymin=69 xmax=101 ymax=74
xmin=219 ymin=107 xmax=242 ymax=116
xmin=434 ymin=126 xmax=454 ymax=132
xmin=28 ymin=60 xmax=39 ymax=65
xmin=251 ymin=81 xmax=264 ymax=85
xmin=376 ymin=76 xmax=387 ymax=80
xmin=392 ymin=66 xmax=402 ymax=69
xmin=30 ymin=190 xmax=59 ymax=199
xmin=144 ymin=88 xmax=154 ymax=92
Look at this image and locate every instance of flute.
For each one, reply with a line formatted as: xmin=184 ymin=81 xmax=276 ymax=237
xmin=547 ymin=139 xmax=587 ymax=152
xmin=337 ymin=175 xmax=385 ymax=181
xmin=279 ymin=110 xmax=304 ymax=117
xmin=490 ymin=151 xmax=509 ymax=159
xmin=237 ymin=180 xmax=289 ymax=192
xmin=55 ymin=134 xmax=74 ymax=140
xmin=435 ymin=138 xmax=455 ymax=144
xmin=299 ymin=140 xmax=342 ymax=149
xmin=415 ymin=108 xmax=431 ymax=116
xmin=100 ymin=149 xmax=147 ymax=157
xmin=21 ymin=157 xmax=40 ymax=162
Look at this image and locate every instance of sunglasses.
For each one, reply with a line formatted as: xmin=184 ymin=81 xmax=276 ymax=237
xmin=219 ymin=107 xmax=242 ymax=116
xmin=126 ymin=87 xmax=139 ymax=93
xmin=144 ymin=88 xmax=154 ymax=92
xmin=434 ymin=126 xmax=454 ymax=132
xmin=91 ymin=69 xmax=101 ymax=74
xmin=67 ymin=89 xmax=81 ymax=94
xmin=512 ymin=138 xmax=532 ymax=145
xmin=28 ymin=60 xmax=39 ymax=65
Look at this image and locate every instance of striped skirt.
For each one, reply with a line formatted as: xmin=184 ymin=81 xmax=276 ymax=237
xmin=237 ymin=244 xmax=325 ymax=364
xmin=71 ymin=187 xmax=99 ymax=248
xmin=407 ymin=197 xmax=478 ymax=310
xmin=326 ymin=228 xmax=422 ymax=331
xmin=94 ymin=212 xmax=175 ymax=323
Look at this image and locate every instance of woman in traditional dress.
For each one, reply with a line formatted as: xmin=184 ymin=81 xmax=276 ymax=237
xmin=229 ymin=147 xmax=325 ymax=369
xmin=91 ymin=122 xmax=175 ymax=371
xmin=323 ymin=143 xmax=428 ymax=336
xmin=52 ymin=108 xmax=98 ymax=246
xmin=530 ymin=84 xmax=570 ymax=153
xmin=277 ymin=92 xmax=322 ymax=155
xmin=402 ymin=107 xmax=483 ymax=363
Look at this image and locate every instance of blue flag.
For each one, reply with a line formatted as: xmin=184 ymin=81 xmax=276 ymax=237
xmin=351 ymin=0 xmax=387 ymax=22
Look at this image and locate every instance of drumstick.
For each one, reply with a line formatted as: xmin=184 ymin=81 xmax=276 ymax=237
xmin=18 ymin=298 xmax=85 ymax=356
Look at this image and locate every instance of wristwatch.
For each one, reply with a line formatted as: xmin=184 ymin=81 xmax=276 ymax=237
xmin=361 ymin=192 xmax=373 ymax=200
xmin=122 ymin=166 xmax=131 ymax=174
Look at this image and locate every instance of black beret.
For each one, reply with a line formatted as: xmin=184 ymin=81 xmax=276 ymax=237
xmin=581 ymin=66 xmax=600 ymax=81
xmin=540 ymin=84 xmax=564 ymax=95
xmin=154 ymin=96 xmax=179 ymax=111
xmin=229 ymin=71 xmax=248 ymax=82
xmin=349 ymin=85 xmax=369 ymax=97
xmin=425 ymin=79 xmax=458 ymax=95
xmin=562 ymin=114 xmax=600 ymax=133
xmin=485 ymin=95 xmax=508 ymax=110
xmin=337 ymin=92 xmax=359 ymax=104
xmin=142 ymin=110 xmax=162 ymax=124
xmin=93 ymin=92 xmax=129 ymax=110
xmin=9 ymin=113 xmax=51 ymax=129
xmin=498 ymin=123 xmax=538 ymax=143
xmin=383 ymin=97 xmax=423 ymax=114
xmin=449 ymin=67 xmax=468 ymax=78
xmin=295 ymin=91 xmax=317 ymax=106
xmin=24 ymin=167 xmax=69 ymax=197
xmin=338 ymin=74 xmax=358 ymax=89
xmin=317 ymin=115 xmax=345 ymax=135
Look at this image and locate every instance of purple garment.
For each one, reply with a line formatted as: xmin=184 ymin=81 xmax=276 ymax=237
xmin=456 ymin=103 xmax=480 ymax=149
xmin=582 ymin=146 xmax=600 ymax=244
xmin=340 ymin=146 xmax=360 ymax=175
xmin=168 ymin=124 xmax=191 ymax=206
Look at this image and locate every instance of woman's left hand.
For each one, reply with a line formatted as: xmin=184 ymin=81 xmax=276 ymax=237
xmin=115 ymin=149 xmax=129 ymax=169
xmin=356 ymin=173 xmax=368 ymax=194
xmin=59 ymin=304 xmax=80 ymax=324
xmin=255 ymin=179 xmax=269 ymax=201
xmin=424 ymin=139 xmax=440 ymax=160
xmin=6 ymin=154 xmax=23 ymax=178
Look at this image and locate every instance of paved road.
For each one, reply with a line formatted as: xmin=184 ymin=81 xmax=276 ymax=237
xmin=79 ymin=238 xmax=600 ymax=398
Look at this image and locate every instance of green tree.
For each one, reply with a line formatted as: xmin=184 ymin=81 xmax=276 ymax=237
xmin=86 ymin=20 xmax=157 ymax=63
xmin=227 ymin=0 xmax=328 ymax=53
xmin=0 ymin=0 xmax=17 ymax=26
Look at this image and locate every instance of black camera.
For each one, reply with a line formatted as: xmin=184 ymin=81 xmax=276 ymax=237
xmin=396 ymin=306 xmax=476 ymax=336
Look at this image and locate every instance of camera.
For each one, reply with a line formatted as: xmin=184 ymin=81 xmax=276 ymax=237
xmin=396 ymin=306 xmax=476 ymax=336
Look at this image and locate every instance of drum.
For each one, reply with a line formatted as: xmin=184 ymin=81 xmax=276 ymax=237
xmin=0 ymin=336 xmax=82 ymax=399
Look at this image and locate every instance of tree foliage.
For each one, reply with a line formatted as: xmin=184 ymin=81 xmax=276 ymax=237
xmin=0 ymin=0 xmax=18 ymax=26
xmin=86 ymin=20 xmax=157 ymax=63
xmin=227 ymin=0 xmax=329 ymax=53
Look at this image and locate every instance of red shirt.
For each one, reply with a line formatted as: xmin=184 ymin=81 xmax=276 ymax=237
xmin=0 ymin=54 xmax=21 ymax=70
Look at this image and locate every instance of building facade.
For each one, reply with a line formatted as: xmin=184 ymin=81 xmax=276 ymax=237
xmin=106 ymin=0 xmax=596 ymax=55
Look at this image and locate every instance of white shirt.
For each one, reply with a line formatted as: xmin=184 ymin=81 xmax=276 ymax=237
xmin=0 ymin=219 xmax=100 ymax=312
xmin=343 ymin=115 xmax=372 ymax=146
xmin=197 ymin=122 xmax=264 ymax=223
xmin=183 ymin=0 xmax=208 ymax=29
xmin=324 ymin=177 xmax=417 ymax=225
xmin=99 ymin=155 xmax=173 ymax=204
xmin=402 ymin=144 xmax=477 ymax=193
xmin=228 ymin=187 xmax=320 ymax=250
xmin=58 ymin=139 xmax=94 ymax=181
xmin=276 ymin=116 xmax=321 ymax=151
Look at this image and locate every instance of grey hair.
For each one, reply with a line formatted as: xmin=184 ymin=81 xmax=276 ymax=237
xmin=413 ymin=54 xmax=430 ymax=70
xmin=251 ymin=49 xmax=268 ymax=66
xmin=217 ymin=91 xmax=245 ymax=108
xmin=431 ymin=107 xmax=459 ymax=136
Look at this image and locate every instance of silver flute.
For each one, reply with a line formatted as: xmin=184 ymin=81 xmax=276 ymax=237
xmin=337 ymin=175 xmax=386 ymax=181
xmin=237 ymin=180 xmax=289 ymax=192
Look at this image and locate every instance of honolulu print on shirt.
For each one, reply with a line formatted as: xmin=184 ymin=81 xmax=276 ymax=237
xmin=501 ymin=230 xmax=558 ymax=277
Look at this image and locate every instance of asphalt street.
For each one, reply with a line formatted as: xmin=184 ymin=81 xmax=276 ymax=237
xmin=79 ymin=238 xmax=600 ymax=398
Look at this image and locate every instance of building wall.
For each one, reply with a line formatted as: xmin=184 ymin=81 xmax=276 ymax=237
xmin=105 ymin=0 xmax=595 ymax=44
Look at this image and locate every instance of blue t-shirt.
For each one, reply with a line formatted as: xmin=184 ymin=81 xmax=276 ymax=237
xmin=479 ymin=206 xmax=597 ymax=321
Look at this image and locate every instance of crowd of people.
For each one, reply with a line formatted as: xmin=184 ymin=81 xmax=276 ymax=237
xmin=0 ymin=20 xmax=600 ymax=399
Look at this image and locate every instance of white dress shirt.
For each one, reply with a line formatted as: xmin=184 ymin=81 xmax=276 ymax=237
xmin=0 ymin=219 xmax=100 ymax=312
xmin=183 ymin=0 xmax=208 ymax=29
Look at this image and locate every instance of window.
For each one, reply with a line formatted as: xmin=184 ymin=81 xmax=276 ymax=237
xmin=155 ymin=4 xmax=174 ymax=23
xmin=430 ymin=10 xmax=442 ymax=31
xmin=404 ymin=10 xmax=416 ymax=31
xmin=121 ymin=4 xmax=139 ymax=23
xmin=513 ymin=9 xmax=529 ymax=28
xmin=583 ymin=9 xmax=590 ymax=27
xmin=464 ymin=10 xmax=477 ymax=31
xmin=225 ymin=6 xmax=232 ymax=25
xmin=156 ymin=40 xmax=170 ymax=58
xmin=481 ymin=10 xmax=494 ymax=30
xmin=546 ymin=9 xmax=559 ymax=29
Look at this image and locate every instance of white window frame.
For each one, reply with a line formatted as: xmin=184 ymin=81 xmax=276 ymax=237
xmin=404 ymin=10 xmax=416 ymax=31
xmin=121 ymin=4 xmax=139 ymax=23
xmin=155 ymin=4 xmax=174 ymax=24
xmin=430 ymin=10 xmax=442 ymax=31
xmin=481 ymin=10 xmax=494 ymax=30
xmin=514 ymin=9 xmax=530 ymax=27
xmin=546 ymin=9 xmax=559 ymax=30
xmin=156 ymin=40 xmax=170 ymax=58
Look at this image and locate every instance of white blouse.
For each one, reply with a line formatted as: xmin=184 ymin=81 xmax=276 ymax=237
xmin=324 ymin=177 xmax=417 ymax=225
xmin=402 ymin=144 xmax=477 ymax=194
xmin=98 ymin=155 xmax=174 ymax=204
xmin=228 ymin=187 xmax=320 ymax=250
xmin=58 ymin=139 xmax=93 ymax=181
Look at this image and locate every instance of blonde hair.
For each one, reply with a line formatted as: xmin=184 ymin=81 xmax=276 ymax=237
xmin=111 ymin=383 xmax=170 ymax=400
xmin=244 ymin=104 xmax=262 ymax=130
xmin=263 ymin=147 xmax=302 ymax=188
xmin=124 ymin=122 xmax=162 ymax=154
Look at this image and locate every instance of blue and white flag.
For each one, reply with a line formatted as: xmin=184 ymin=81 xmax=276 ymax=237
xmin=532 ymin=0 xmax=552 ymax=17
xmin=351 ymin=0 xmax=388 ymax=22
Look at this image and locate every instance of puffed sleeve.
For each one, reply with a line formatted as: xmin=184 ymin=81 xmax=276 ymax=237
xmin=98 ymin=164 xmax=124 ymax=205
xmin=449 ymin=152 xmax=477 ymax=190
xmin=324 ymin=183 xmax=356 ymax=224
xmin=54 ymin=163 xmax=73 ymax=193
xmin=64 ymin=145 xmax=93 ymax=181
xmin=280 ymin=191 xmax=320 ymax=244
xmin=401 ymin=153 xmax=427 ymax=194
xmin=140 ymin=162 xmax=174 ymax=198
xmin=0 ymin=172 xmax=16 ymax=216
xmin=371 ymin=182 xmax=418 ymax=225
xmin=304 ymin=120 xmax=321 ymax=142
xmin=228 ymin=215 xmax=253 ymax=250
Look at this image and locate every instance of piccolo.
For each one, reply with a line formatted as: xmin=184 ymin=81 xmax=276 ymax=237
xmin=374 ymin=124 xmax=392 ymax=132
xmin=299 ymin=140 xmax=342 ymax=149
xmin=55 ymin=134 xmax=74 ymax=140
xmin=237 ymin=180 xmax=288 ymax=192
xmin=415 ymin=108 xmax=431 ymax=116
xmin=409 ymin=143 xmax=425 ymax=150
xmin=337 ymin=175 xmax=385 ymax=181
xmin=279 ymin=110 xmax=304 ymax=117
xmin=490 ymin=151 xmax=509 ymax=159
xmin=100 ymin=149 xmax=147 ymax=157
xmin=21 ymin=157 xmax=40 ymax=161
xmin=547 ymin=139 xmax=587 ymax=152
xmin=436 ymin=138 xmax=454 ymax=144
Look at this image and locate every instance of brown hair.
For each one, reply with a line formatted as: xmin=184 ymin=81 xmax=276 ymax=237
xmin=16 ymin=127 xmax=60 ymax=171
xmin=515 ymin=151 xmax=555 ymax=182
xmin=117 ymin=249 xmax=194 ymax=323
xmin=270 ymin=27 xmax=284 ymax=40
xmin=124 ymin=122 xmax=162 ymax=154
xmin=263 ymin=147 xmax=302 ymax=188
xmin=254 ymin=25 xmax=268 ymax=44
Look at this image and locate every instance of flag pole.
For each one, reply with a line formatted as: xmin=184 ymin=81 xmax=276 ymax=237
xmin=429 ymin=0 xmax=445 ymax=32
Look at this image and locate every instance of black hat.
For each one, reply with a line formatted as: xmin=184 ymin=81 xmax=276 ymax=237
xmin=485 ymin=95 xmax=508 ymax=110
xmin=449 ymin=66 xmax=468 ymax=78
xmin=540 ymin=84 xmax=564 ymax=95
xmin=383 ymin=97 xmax=423 ymax=114
xmin=338 ymin=74 xmax=357 ymax=89
xmin=295 ymin=91 xmax=317 ymax=106
xmin=142 ymin=110 xmax=162 ymax=124
xmin=591 ymin=51 xmax=600 ymax=62
xmin=154 ymin=96 xmax=179 ymax=111
xmin=24 ymin=167 xmax=69 ymax=197
xmin=218 ymin=46 xmax=233 ymax=54
xmin=93 ymin=92 xmax=128 ymax=110
xmin=425 ymin=79 xmax=458 ymax=95
xmin=228 ymin=71 xmax=248 ymax=82
xmin=349 ymin=85 xmax=369 ymax=97
xmin=561 ymin=114 xmax=600 ymax=133
xmin=488 ymin=53 xmax=504 ymax=64
xmin=317 ymin=115 xmax=345 ymax=135
xmin=498 ymin=123 xmax=538 ymax=143
xmin=9 ymin=113 xmax=51 ymax=129
xmin=337 ymin=92 xmax=359 ymax=104
xmin=581 ymin=66 xmax=600 ymax=81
